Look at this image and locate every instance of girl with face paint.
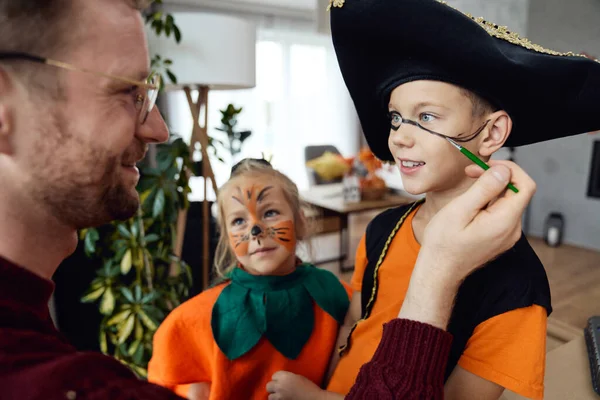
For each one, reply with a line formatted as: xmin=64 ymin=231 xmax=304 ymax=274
xmin=148 ymin=159 xmax=352 ymax=400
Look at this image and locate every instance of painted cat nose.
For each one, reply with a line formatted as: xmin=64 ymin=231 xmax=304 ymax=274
xmin=251 ymin=225 xmax=263 ymax=236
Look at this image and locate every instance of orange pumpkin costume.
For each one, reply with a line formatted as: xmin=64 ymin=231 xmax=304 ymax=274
xmin=148 ymin=266 xmax=352 ymax=400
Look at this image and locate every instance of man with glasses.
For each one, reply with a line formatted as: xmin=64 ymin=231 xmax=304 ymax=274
xmin=0 ymin=1 xmax=538 ymax=399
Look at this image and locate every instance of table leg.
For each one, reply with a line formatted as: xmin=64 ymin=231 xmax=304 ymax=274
xmin=340 ymin=213 xmax=354 ymax=274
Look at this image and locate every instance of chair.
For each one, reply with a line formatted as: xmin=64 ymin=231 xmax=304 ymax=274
xmin=304 ymin=145 xmax=343 ymax=186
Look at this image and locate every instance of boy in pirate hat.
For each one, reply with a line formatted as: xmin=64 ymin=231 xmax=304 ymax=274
xmin=266 ymin=1 xmax=600 ymax=399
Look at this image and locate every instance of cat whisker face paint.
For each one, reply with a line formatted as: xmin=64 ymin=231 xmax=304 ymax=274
xmin=226 ymin=183 xmax=297 ymax=258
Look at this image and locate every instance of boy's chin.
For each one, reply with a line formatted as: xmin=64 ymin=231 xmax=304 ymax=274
xmin=401 ymin=181 xmax=429 ymax=196
xmin=402 ymin=175 xmax=463 ymax=196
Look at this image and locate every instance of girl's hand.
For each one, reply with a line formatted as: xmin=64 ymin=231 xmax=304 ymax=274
xmin=266 ymin=371 xmax=334 ymax=400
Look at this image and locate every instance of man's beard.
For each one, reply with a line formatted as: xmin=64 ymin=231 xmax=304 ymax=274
xmin=38 ymin=152 xmax=142 ymax=229
xmin=30 ymin=114 xmax=145 ymax=229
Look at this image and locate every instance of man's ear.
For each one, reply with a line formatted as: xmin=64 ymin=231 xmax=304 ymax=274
xmin=478 ymin=110 xmax=512 ymax=157
xmin=0 ymin=68 xmax=14 ymax=155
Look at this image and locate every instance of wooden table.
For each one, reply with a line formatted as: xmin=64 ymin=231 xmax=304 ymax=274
xmin=301 ymin=183 xmax=416 ymax=272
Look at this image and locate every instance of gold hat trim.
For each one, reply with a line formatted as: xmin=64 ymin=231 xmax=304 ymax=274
xmin=436 ymin=0 xmax=596 ymax=61
xmin=327 ymin=0 xmax=345 ymax=11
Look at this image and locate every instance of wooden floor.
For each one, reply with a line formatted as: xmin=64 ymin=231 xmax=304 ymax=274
xmin=529 ymin=238 xmax=600 ymax=330
xmin=318 ymin=210 xmax=600 ymax=335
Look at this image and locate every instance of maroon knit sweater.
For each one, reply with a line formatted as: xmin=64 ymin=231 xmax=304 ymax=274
xmin=0 ymin=256 xmax=452 ymax=399
xmin=346 ymin=319 xmax=453 ymax=399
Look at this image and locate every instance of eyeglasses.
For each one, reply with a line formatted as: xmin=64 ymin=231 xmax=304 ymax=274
xmin=388 ymin=111 xmax=490 ymax=143
xmin=0 ymin=52 xmax=160 ymax=125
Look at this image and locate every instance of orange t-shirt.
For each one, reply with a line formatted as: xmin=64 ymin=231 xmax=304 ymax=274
xmin=327 ymin=206 xmax=547 ymax=400
xmin=149 ymin=279 xmax=352 ymax=400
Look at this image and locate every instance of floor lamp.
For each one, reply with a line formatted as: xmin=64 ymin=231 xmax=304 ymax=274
xmin=148 ymin=12 xmax=256 ymax=289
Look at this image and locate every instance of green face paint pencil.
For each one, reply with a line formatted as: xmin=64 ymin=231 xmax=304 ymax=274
xmin=445 ymin=137 xmax=519 ymax=194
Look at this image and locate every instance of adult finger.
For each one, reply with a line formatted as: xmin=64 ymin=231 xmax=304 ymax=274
xmin=447 ymin=165 xmax=511 ymax=226
xmin=482 ymin=161 xmax=536 ymax=218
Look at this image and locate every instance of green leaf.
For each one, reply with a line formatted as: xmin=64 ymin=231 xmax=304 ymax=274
xmin=100 ymin=288 xmax=115 ymax=315
xmin=143 ymin=305 xmax=164 ymax=321
xmin=120 ymin=287 xmax=135 ymax=303
xmin=90 ymin=279 xmax=105 ymax=291
xmin=132 ymin=342 xmax=144 ymax=365
xmin=128 ymin=339 xmax=142 ymax=356
xmin=138 ymin=310 xmax=158 ymax=331
xmin=142 ymin=187 xmax=157 ymax=212
xmin=153 ymin=188 xmax=165 ymax=218
xmin=135 ymin=319 xmax=144 ymax=341
xmin=144 ymin=306 xmax=165 ymax=321
xmin=139 ymin=189 xmax=153 ymax=207
xmin=174 ymin=25 xmax=182 ymax=43
xmin=157 ymin=151 xmax=175 ymax=171
xmin=141 ymin=290 xmax=160 ymax=304
xmin=134 ymin=285 xmax=142 ymax=302
xmin=131 ymin=220 xmax=139 ymax=239
xmin=117 ymin=224 xmax=132 ymax=239
xmin=100 ymin=331 xmax=108 ymax=353
xmin=131 ymin=365 xmax=148 ymax=379
xmin=114 ymin=246 xmax=128 ymax=265
xmin=84 ymin=228 xmax=100 ymax=255
xmin=144 ymin=233 xmax=160 ymax=244
xmin=117 ymin=315 xmax=135 ymax=344
xmin=166 ymin=69 xmax=178 ymax=85
xmin=81 ymin=287 xmax=105 ymax=303
xmin=120 ymin=249 xmax=133 ymax=275
xmin=107 ymin=310 xmax=132 ymax=326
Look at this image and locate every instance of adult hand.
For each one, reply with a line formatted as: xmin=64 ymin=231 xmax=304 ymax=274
xmin=421 ymin=160 xmax=535 ymax=284
xmin=400 ymin=161 xmax=536 ymax=329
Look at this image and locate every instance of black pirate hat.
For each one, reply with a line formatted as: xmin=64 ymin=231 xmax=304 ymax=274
xmin=330 ymin=0 xmax=600 ymax=161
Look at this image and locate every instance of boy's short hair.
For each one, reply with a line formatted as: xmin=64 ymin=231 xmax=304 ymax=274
xmin=460 ymin=88 xmax=498 ymax=117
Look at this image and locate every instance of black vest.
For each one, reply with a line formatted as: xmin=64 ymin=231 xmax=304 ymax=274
xmin=358 ymin=202 xmax=552 ymax=381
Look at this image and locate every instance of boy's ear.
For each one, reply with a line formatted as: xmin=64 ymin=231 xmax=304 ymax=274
xmin=478 ymin=110 xmax=512 ymax=157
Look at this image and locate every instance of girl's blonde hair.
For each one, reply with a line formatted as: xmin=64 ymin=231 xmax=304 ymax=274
xmin=214 ymin=159 xmax=314 ymax=278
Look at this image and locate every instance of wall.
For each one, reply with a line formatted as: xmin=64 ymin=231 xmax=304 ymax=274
xmin=446 ymin=0 xmax=530 ymax=35
xmin=515 ymin=0 xmax=600 ymax=251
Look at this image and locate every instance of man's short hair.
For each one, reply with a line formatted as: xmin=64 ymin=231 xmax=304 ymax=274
xmin=0 ymin=0 xmax=151 ymax=56
xmin=0 ymin=0 xmax=150 ymax=96
xmin=0 ymin=1 xmax=73 ymax=57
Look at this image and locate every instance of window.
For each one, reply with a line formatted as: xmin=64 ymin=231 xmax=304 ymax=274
xmin=164 ymin=28 xmax=360 ymax=200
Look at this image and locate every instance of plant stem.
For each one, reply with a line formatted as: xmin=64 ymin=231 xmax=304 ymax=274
xmin=136 ymin=208 xmax=153 ymax=290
